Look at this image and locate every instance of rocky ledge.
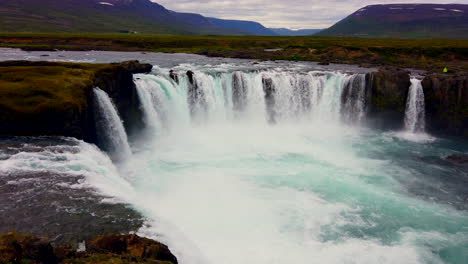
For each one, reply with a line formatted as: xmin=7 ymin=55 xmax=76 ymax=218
xmin=0 ymin=60 xmax=152 ymax=146
xmin=366 ymin=67 xmax=468 ymax=138
xmin=0 ymin=232 xmax=177 ymax=264
xmin=422 ymin=73 xmax=468 ymax=137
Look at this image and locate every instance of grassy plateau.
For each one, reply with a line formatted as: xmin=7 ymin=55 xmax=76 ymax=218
xmin=0 ymin=33 xmax=467 ymax=73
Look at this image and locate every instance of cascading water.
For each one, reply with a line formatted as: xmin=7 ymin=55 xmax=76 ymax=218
xmin=341 ymin=74 xmax=368 ymax=123
xmin=93 ymin=87 xmax=132 ymax=161
xmin=404 ymin=78 xmax=426 ymax=133
xmin=134 ymin=70 xmax=367 ymax=126
xmin=119 ymin=68 xmax=467 ymax=264
xmin=2 ymin=52 xmax=467 ymax=264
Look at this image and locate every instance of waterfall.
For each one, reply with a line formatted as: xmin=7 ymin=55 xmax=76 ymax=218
xmin=133 ymin=70 xmax=369 ymax=130
xmin=404 ymin=78 xmax=426 ymax=133
xmin=93 ymin=88 xmax=132 ymax=161
xmin=341 ymin=74 xmax=368 ymax=123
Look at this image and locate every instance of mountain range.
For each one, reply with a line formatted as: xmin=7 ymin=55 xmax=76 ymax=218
xmin=0 ymin=1 xmax=466 ymax=38
xmin=317 ymin=4 xmax=468 ymax=39
xmin=0 ymin=0 xmax=317 ymax=35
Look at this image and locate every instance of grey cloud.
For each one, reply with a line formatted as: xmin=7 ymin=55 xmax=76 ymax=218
xmin=154 ymin=0 xmax=465 ymax=29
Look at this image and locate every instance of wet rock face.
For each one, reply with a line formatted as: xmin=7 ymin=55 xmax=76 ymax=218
xmin=169 ymin=70 xmax=179 ymax=84
xmin=186 ymin=70 xmax=207 ymax=117
xmin=422 ymin=73 xmax=468 ymax=138
xmin=262 ymin=77 xmax=276 ymax=124
xmin=90 ymin=60 xmax=152 ymax=143
xmin=368 ymin=67 xmax=411 ymax=113
xmin=366 ymin=67 xmax=411 ymax=128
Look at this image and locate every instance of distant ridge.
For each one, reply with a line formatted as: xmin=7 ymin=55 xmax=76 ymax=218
xmin=317 ymin=4 xmax=468 ymax=39
xmin=207 ymin=18 xmax=277 ymax=35
xmin=269 ymin=28 xmax=322 ymax=36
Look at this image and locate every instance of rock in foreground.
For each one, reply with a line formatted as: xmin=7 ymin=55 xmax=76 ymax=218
xmin=0 ymin=232 xmax=178 ymax=264
xmin=446 ymin=154 xmax=468 ymax=166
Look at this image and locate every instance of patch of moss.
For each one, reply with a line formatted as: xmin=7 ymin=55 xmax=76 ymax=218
xmin=0 ymin=62 xmax=112 ymax=116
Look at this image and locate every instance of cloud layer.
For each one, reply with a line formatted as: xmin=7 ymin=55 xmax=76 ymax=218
xmin=154 ymin=0 xmax=465 ymax=29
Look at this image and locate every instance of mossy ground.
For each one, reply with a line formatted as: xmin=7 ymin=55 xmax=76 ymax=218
xmin=0 ymin=62 xmax=110 ymax=116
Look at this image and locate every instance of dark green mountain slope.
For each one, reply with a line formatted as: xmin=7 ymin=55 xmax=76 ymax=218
xmin=317 ymin=4 xmax=468 ymax=39
xmin=0 ymin=0 xmax=230 ymax=34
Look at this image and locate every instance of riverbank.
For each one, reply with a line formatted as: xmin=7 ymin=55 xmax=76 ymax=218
xmin=0 ymin=33 xmax=467 ymax=74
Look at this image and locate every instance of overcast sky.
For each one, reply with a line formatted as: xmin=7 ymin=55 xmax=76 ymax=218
xmin=154 ymin=0 xmax=465 ymax=29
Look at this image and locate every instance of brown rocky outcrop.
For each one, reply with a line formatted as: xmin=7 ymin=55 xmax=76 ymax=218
xmin=0 ymin=232 xmax=178 ymax=264
xmin=90 ymin=234 xmax=178 ymax=264
xmin=0 ymin=232 xmax=58 ymax=264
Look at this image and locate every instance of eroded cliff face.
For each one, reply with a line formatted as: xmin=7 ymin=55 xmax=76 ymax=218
xmin=422 ymin=73 xmax=468 ymax=137
xmin=85 ymin=61 xmax=152 ymax=143
xmin=366 ymin=67 xmax=411 ymax=129
xmin=0 ymin=60 xmax=151 ymax=145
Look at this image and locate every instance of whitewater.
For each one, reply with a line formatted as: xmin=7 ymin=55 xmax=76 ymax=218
xmin=0 ymin=50 xmax=467 ymax=264
xmin=125 ymin=68 xmax=467 ymax=264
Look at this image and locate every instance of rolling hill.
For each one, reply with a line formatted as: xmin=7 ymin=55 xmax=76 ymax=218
xmin=317 ymin=4 xmax=468 ymax=39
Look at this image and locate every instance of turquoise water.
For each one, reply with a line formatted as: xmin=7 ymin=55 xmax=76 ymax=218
xmin=2 ymin=63 xmax=466 ymax=264
xmin=117 ymin=70 xmax=468 ymax=264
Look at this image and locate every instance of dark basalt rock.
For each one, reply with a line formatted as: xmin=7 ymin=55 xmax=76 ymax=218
xmin=445 ymin=154 xmax=468 ymax=166
xmin=186 ymin=70 xmax=194 ymax=85
xmin=186 ymin=70 xmax=207 ymax=116
xmin=422 ymin=73 xmax=468 ymax=138
xmin=366 ymin=67 xmax=411 ymax=129
xmin=91 ymin=61 xmax=151 ymax=143
xmin=169 ymin=70 xmax=179 ymax=84
xmin=262 ymin=77 xmax=276 ymax=124
xmin=232 ymin=71 xmax=248 ymax=112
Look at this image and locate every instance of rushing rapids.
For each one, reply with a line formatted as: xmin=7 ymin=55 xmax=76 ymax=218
xmin=0 ymin=50 xmax=467 ymax=264
xmin=123 ymin=68 xmax=467 ymax=264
